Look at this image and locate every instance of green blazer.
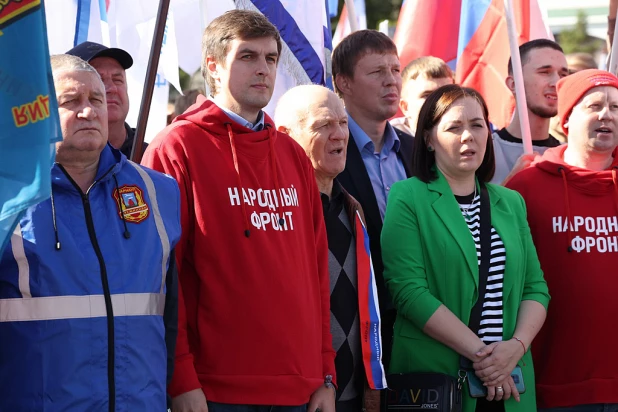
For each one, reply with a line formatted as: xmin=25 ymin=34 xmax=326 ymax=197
xmin=381 ymin=172 xmax=549 ymax=412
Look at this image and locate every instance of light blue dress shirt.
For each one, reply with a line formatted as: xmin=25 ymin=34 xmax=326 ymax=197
xmin=348 ymin=114 xmax=406 ymax=220
xmin=209 ymin=96 xmax=265 ymax=131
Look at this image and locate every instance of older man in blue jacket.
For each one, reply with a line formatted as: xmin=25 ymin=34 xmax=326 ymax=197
xmin=0 ymin=54 xmax=181 ymax=411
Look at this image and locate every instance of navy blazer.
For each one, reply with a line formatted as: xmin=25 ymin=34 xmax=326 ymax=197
xmin=337 ymin=127 xmax=413 ymax=311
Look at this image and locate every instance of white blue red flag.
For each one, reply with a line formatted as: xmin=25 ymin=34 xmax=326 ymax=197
xmin=355 ymin=211 xmax=387 ymax=390
xmin=0 ymin=0 xmax=61 ymax=254
xmin=394 ymin=0 xmax=552 ymax=128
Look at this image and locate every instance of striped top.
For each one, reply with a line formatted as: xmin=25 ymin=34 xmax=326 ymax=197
xmin=455 ymin=192 xmax=505 ymax=343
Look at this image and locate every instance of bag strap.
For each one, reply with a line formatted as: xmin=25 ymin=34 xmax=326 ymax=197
xmin=460 ymin=182 xmax=491 ymax=370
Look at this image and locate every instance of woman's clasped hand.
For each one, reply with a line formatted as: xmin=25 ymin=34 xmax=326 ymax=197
xmin=474 ymin=339 xmax=526 ymax=402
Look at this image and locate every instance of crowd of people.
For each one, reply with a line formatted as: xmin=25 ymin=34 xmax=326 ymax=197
xmin=1 ymin=7 xmax=617 ymax=412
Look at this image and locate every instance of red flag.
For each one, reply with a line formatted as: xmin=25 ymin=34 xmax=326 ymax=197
xmin=393 ymin=0 xmax=461 ymax=68
xmin=394 ymin=0 xmax=553 ymax=128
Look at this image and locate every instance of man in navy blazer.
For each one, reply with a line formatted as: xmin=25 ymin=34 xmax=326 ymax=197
xmin=332 ymin=30 xmax=413 ymax=370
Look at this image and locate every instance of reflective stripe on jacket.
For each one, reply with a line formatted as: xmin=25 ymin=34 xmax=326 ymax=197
xmin=0 ymin=144 xmax=181 ymax=411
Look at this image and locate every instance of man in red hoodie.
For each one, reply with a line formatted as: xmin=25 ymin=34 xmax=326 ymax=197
xmin=141 ymin=10 xmax=336 ymax=412
xmin=507 ymin=69 xmax=618 ymax=411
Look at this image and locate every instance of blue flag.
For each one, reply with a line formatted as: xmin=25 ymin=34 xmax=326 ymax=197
xmin=0 ymin=0 xmax=61 ymax=254
xmin=327 ymin=0 xmax=339 ymax=18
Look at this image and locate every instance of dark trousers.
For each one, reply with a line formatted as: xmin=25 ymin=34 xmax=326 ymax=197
xmin=475 ymin=398 xmax=504 ymax=412
xmin=336 ymin=397 xmax=362 ymax=412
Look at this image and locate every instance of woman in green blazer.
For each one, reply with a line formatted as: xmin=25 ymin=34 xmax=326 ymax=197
xmin=382 ymin=85 xmax=549 ymax=412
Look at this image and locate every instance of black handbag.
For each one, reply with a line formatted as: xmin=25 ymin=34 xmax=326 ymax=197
xmin=383 ymin=371 xmax=465 ymax=411
xmin=383 ymin=184 xmax=491 ymax=412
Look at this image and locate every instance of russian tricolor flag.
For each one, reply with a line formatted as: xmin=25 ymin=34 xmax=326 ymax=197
xmin=355 ymin=211 xmax=386 ymax=390
xmin=394 ymin=0 xmax=552 ymax=128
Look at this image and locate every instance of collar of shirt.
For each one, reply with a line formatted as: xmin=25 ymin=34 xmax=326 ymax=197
xmin=320 ymin=179 xmax=344 ymax=215
xmin=208 ymin=96 xmax=265 ymax=131
xmin=348 ymin=113 xmax=401 ymax=156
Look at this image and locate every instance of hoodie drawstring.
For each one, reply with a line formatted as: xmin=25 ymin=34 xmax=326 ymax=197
xmin=50 ymin=190 xmax=61 ymax=251
xmin=266 ymin=124 xmax=285 ymax=227
xmin=225 ymin=122 xmax=287 ymax=238
xmin=113 ymin=174 xmax=132 ymax=239
xmin=558 ymin=166 xmax=574 ymax=253
xmin=226 ymin=123 xmax=252 ymax=238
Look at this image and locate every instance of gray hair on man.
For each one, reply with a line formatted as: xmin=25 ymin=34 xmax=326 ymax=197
xmin=274 ymin=84 xmax=335 ymax=133
xmin=50 ymin=54 xmax=103 ymax=85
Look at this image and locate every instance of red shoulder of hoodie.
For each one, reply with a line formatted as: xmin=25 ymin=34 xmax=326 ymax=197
xmin=505 ymin=163 xmax=539 ymax=198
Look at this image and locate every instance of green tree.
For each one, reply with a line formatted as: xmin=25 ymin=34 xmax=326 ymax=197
xmin=366 ymin=0 xmax=402 ymax=30
xmin=330 ymin=0 xmax=403 ymax=32
xmin=558 ymin=10 xmax=603 ymax=55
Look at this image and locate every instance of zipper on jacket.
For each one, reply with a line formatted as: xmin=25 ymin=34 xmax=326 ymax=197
xmin=58 ymin=164 xmax=116 ymax=412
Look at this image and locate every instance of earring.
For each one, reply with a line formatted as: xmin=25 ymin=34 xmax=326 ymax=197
xmin=427 ymin=146 xmax=435 ymax=152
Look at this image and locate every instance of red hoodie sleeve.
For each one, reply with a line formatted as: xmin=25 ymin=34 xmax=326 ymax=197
xmin=142 ymin=131 xmax=202 ymax=397
xmin=305 ymin=156 xmax=337 ymax=385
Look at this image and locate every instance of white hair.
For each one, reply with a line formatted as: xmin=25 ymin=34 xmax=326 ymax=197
xmin=50 ymin=54 xmax=103 ymax=86
xmin=274 ymin=84 xmax=334 ymax=132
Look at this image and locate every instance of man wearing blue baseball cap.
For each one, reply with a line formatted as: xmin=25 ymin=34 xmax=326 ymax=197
xmin=67 ymin=41 xmax=144 ymax=158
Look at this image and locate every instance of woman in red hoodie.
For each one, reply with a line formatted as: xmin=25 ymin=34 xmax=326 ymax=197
xmin=507 ymin=69 xmax=618 ymax=412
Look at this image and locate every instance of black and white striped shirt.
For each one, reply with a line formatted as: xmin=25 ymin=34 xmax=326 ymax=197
xmin=455 ymin=193 xmax=505 ymax=343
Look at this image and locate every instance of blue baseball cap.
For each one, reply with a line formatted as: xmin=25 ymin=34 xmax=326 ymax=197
xmin=66 ymin=41 xmax=133 ymax=69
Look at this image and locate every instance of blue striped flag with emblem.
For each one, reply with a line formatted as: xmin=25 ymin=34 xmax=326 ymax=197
xmin=0 ymin=0 xmax=61 ymax=254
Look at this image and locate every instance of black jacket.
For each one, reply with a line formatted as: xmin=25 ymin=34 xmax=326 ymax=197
xmin=120 ymin=123 xmax=148 ymax=160
xmin=337 ymin=127 xmax=413 ymax=312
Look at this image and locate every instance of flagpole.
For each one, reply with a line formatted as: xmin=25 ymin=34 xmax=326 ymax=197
xmin=503 ymin=0 xmax=533 ymax=155
xmin=609 ymin=17 xmax=618 ymax=74
xmin=130 ymin=0 xmax=172 ymax=163
xmin=344 ymin=0 xmax=359 ymax=32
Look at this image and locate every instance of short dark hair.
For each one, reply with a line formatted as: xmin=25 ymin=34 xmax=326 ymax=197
xmin=411 ymin=84 xmax=495 ymax=183
xmin=202 ymin=10 xmax=282 ymax=95
xmin=507 ymin=39 xmax=564 ymax=75
xmin=332 ymin=29 xmax=398 ymax=96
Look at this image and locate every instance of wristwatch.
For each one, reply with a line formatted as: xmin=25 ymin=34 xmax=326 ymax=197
xmin=314 ymin=376 xmax=337 ymax=412
xmin=324 ymin=374 xmax=336 ymax=394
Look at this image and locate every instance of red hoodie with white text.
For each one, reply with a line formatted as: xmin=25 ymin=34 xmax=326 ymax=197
xmin=142 ymin=96 xmax=335 ymax=405
xmin=506 ymin=145 xmax=618 ymax=408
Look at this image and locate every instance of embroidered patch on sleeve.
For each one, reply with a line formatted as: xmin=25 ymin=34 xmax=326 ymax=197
xmin=112 ymin=185 xmax=150 ymax=224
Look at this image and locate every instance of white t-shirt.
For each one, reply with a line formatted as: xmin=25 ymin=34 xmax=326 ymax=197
xmin=491 ymin=128 xmax=562 ymax=184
